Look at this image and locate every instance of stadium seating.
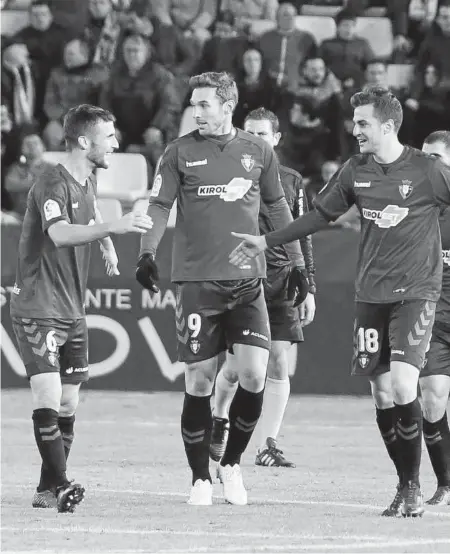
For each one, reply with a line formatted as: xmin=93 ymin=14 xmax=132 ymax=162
xmin=133 ymin=197 xmax=178 ymax=228
xmin=250 ymin=16 xmax=336 ymax=44
xmin=96 ymin=198 xmax=123 ymax=222
xmin=387 ymin=64 xmax=415 ymax=90
xmin=178 ymin=106 xmax=197 ymax=137
xmin=355 ymin=17 xmax=393 ymax=59
xmin=1 ymin=10 xmax=29 ymax=35
xmin=96 ymin=153 xmax=148 ymax=202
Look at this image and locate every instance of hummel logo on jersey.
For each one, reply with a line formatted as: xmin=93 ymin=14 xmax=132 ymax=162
xmin=354 ymin=181 xmax=371 ymax=187
xmin=399 ymin=180 xmax=413 ymax=199
xmin=443 ymin=249 xmax=450 ymax=267
xmin=362 ymin=205 xmax=409 ymax=228
xmin=186 ymin=159 xmax=207 ymax=167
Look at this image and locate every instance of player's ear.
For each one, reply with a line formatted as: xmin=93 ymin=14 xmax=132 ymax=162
xmin=78 ymin=136 xmax=89 ymax=150
xmin=273 ymin=132 xmax=281 ymax=146
xmin=223 ymin=100 xmax=235 ymax=115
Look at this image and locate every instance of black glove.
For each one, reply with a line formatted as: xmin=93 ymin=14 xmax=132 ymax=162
xmin=136 ymin=253 xmax=159 ymax=292
xmin=288 ymin=266 xmax=309 ymax=307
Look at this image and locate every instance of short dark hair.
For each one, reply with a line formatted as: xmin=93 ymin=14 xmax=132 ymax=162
xmin=335 ymin=8 xmax=357 ymax=25
xmin=189 ymin=72 xmax=239 ymax=108
xmin=364 ymin=58 xmax=388 ymax=72
xmin=63 ymin=104 xmax=115 ymax=150
xmin=350 ymin=85 xmax=403 ymax=132
xmin=423 ymin=130 xmax=450 ymax=149
xmin=244 ymin=107 xmax=280 ymax=133
xmin=29 ymin=0 xmax=51 ymax=10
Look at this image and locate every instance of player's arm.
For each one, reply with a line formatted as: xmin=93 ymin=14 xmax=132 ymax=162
xmin=94 ymin=200 xmax=120 ymax=276
xmin=230 ymin=160 xmax=355 ymax=265
xmin=136 ymin=143 xmax=180 ymax=292
xmin=293 ymin=175 xmax=316 ymax=295
xmin=429 ymin=158 xmax=450 ymax=207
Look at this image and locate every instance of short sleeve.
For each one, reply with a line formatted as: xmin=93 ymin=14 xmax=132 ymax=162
xmin=149 ymin=142 xmax=180 ymax=209
xmin=313 ymin=159 xmax=356 ymax=221
xmin=259 ymin=142 xmax=285 ymax=204
xmin=429 ymin=159 xmax=450 ymax=207
xmin=33 ymin=172 xmax=70 ymax=233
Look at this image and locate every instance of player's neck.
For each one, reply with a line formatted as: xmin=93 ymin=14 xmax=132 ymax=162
xmin=210 ymin=119 xmax=234 ymax=137
xmin=373 ymin=139 xmax=404 ymax=165
xmin=62 ymin=152 xmax=94 ymax=185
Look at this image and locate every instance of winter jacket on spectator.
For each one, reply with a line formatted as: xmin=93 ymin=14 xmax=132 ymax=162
xmin=220 ymin=0 xmax=279 ymax=29
xmin=319 ymin=36 xmax=374 ymax=85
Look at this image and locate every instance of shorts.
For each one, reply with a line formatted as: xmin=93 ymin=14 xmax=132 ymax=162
xmin=421 ymin=325 xmax=450 ymax=378
xmin=175 ymin=278 xmax=270 ymax=363
xmin=12 ymin=317 xmax=89 ymax=384
xmin=264 ymin=266 xmax=303 ymax=343
xmin=352 ymin=300 xmax=436 ymax=377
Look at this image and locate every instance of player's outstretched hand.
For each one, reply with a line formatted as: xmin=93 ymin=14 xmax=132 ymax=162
xmin=110 ymin=212 xmax=153 ymax=235
xmin=136 ymin=253 xmax=159 ymax=293
xmin=288 ymin=266 xmax=309 ymax=307
xmin=100 ymin=244 xmax=120 ymax=277
xmin=229 ymin=232 xmax=267 ymax=266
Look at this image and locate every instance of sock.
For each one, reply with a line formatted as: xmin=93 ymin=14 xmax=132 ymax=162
xmin=214 ymin=368 xmax=238 ymax=419
xmin=32 ymin=409 xmax=68 ymax=490
xmin=181 ymin=393 xmax=212 ymax=485
xmin=423 ymin=413 xmax=450 ymax=487
xmin=376 ymin=406 xmax=403 ymax=484
xmin=255 ymin=377 xmax=290 ymax=451
xmin=395 ymin=399 xmax=423 ymax=485
xmin=221 ymin=385 xmax=264 ymax=467
xmin=58 ymin=415 xmax=75 ymax=459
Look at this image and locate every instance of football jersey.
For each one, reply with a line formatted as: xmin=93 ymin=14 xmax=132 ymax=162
xmin=147 ymin=129 xmax=288 ymax=282
xmin=314 ymin=146 xmax=450 ymax=303
xmin=10 ymin=164 xmax=96 ymax=319
xmin=436 ymin=208 xmax=450 ymax=331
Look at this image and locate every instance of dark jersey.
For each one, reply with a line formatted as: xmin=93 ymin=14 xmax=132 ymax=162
xmin=260 ymin=165 xmax=313 ymax=278
xmin=436 ymin=208 xmax=450 ymax=331
xmin=10 ymin=164 xmax=96 ymax=319
xmin=314 ymin=147 xmax=450 ymax=303
xmin=148 ymin=129 xmax=290 ymax=282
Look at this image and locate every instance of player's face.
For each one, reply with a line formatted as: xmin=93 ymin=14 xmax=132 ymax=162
xmin=352 ymin=104 xmax=385 ymax=154
xmin=244 ymin=119 xmax=280 ymax=148
xmin=86 ymin=120 xmax=119 ymax=169
xmin=365 ymin=63 xmax=387 ymax=86
xmin=422 ymin=141 xmax=450 ymax=167
xmin=191 ymin=87 xmax=231 ymax=136
xmin=30 ymin=5 xmax=52 ymax=32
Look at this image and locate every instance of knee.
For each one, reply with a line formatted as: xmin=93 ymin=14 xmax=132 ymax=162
xmin=239 ymin=365 xmax=266 ymax=393
xmin=421 ymin=388 xmax=447 ymax=423
xmin=185 ymin=365 xmax=216 ymax=395
xmin=267 ymin=347 xmax=289 ymax=380
xmin=372 ymin=389 xmax=394 ymax=409
xmin=222 ymin=364 xmax=239 ymax=384
xmin=59 ymin=390 xmax=80 ymax=417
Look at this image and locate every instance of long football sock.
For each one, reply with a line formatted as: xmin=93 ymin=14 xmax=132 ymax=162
xmin=38 ymin=415 xmax=75 ymax=491
xmin=33 ymin=409 xmax=68 ymax=489
xmin=423 ymin=413 xmax=450 ymax=487
xmin=255 ymin=377 xmax=290 ymax=451
xmin=376 ymin=406 xmax=403 ymax=484
xmin=395 ymin=399 xmax=423 ymax=485
xmin=181 ymin=393 xmax=212 ymax=484
xmin=221 ymin=385 xmax=264 ymax=467
xmin=214 ymin=368 xmax=238 ymax=419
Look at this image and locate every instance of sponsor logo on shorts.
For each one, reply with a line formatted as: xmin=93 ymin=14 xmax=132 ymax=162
xmin=354 ymin=181 xmax=371 ymax=188
xmin=443 ymin=249 xmax=450 ymax=267
xmin=48 ymin=353 xmax=58 ymax=366
xmin=392 ymin=349 xmax=405 ymax=356
xmin=189 ymin=339 xmax=200 ymax=354
xmin=362 ymin=205 xmax=409 ymax=228
xmin=358 ymin=354 xmax=369 ymax=368
xmin=186 ymin=159 xmax=207 ymax=167
xmin=242 ymin=329 xmax=269 ymax=342
xmin=393 ymin=287 xmax=406 ymax=294
xmin=65 ymin=366 xmax=88 ymax=374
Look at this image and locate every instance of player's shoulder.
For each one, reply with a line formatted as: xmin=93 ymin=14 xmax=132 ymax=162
xmin=31 ymin=163 xmax=68 ymax=195
xmin=163 ymin=131 xmax=200 ymax=157
xmin=347 ymin=152 xmax=372 ymax=169
xmin=236 ymin=129 xmax=268 ymax=154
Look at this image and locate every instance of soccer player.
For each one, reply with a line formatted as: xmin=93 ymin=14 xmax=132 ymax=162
xmin=210 ymin=107 xmax=316 ymax=468
xmin=228 ymin=86 xmax=450 ymax=517
xmin=10 ymin=104 xmax=153 ymax=513
xmin=420 ymin=131 xmax=450 ymax=506
xmin=136 ymin=73 xmax=309 ymax=506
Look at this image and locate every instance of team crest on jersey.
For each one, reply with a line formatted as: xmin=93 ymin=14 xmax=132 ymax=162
xmin=241 ymin=154 xmax=255 ymax=172
xmin=358 ymin=354 xmax=370 ymax=369
xmin=399 ymin=180 xmax=413 ymax=199
xmin=190 ymin=339 xmax=200 ymax=354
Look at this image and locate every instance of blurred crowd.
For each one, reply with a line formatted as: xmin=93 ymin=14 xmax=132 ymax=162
xmin=2 ymin=0 xmax=450 ymax=221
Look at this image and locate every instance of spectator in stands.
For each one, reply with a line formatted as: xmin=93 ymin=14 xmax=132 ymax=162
xmin=84 ymin=0 xmax=123 ymax=68
xmin=151 ymin=0 xmax=218 ymax=50
xmin=278 ymin=94 xmax=334 ymax=178
xmin=258 ymin=3 xmax=316 ymax=91
xmin=43 ymin=39 xmax=109 ymax=150
xmin=100 ymin=33 xmax=181 ymax=183
xmin=4 ymin=127 xmax=53 ymax=218
xmin=319 ymin=9 xmax=374 ymax=88
xmin=363 ymin=58 xmax=389 ymax=87
xmin=303 ymin=158 xmax=340 ymax=206
xmin=288 ymin=56 xmax=344 ymax=160
xmin=220 ymin=0 xmax=279 ymax=31
xmin=1 ymin=43 xmax=38 ymax=128
xmin=1 ymin=103 xmax=15 ymax=215
xmin=12 ymin=1 xmax=68 ymax=123
xmin=195 ymin=10 xmax=250 ymax=77
xmin=233 ymin=48 xmax=280 ymax=128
